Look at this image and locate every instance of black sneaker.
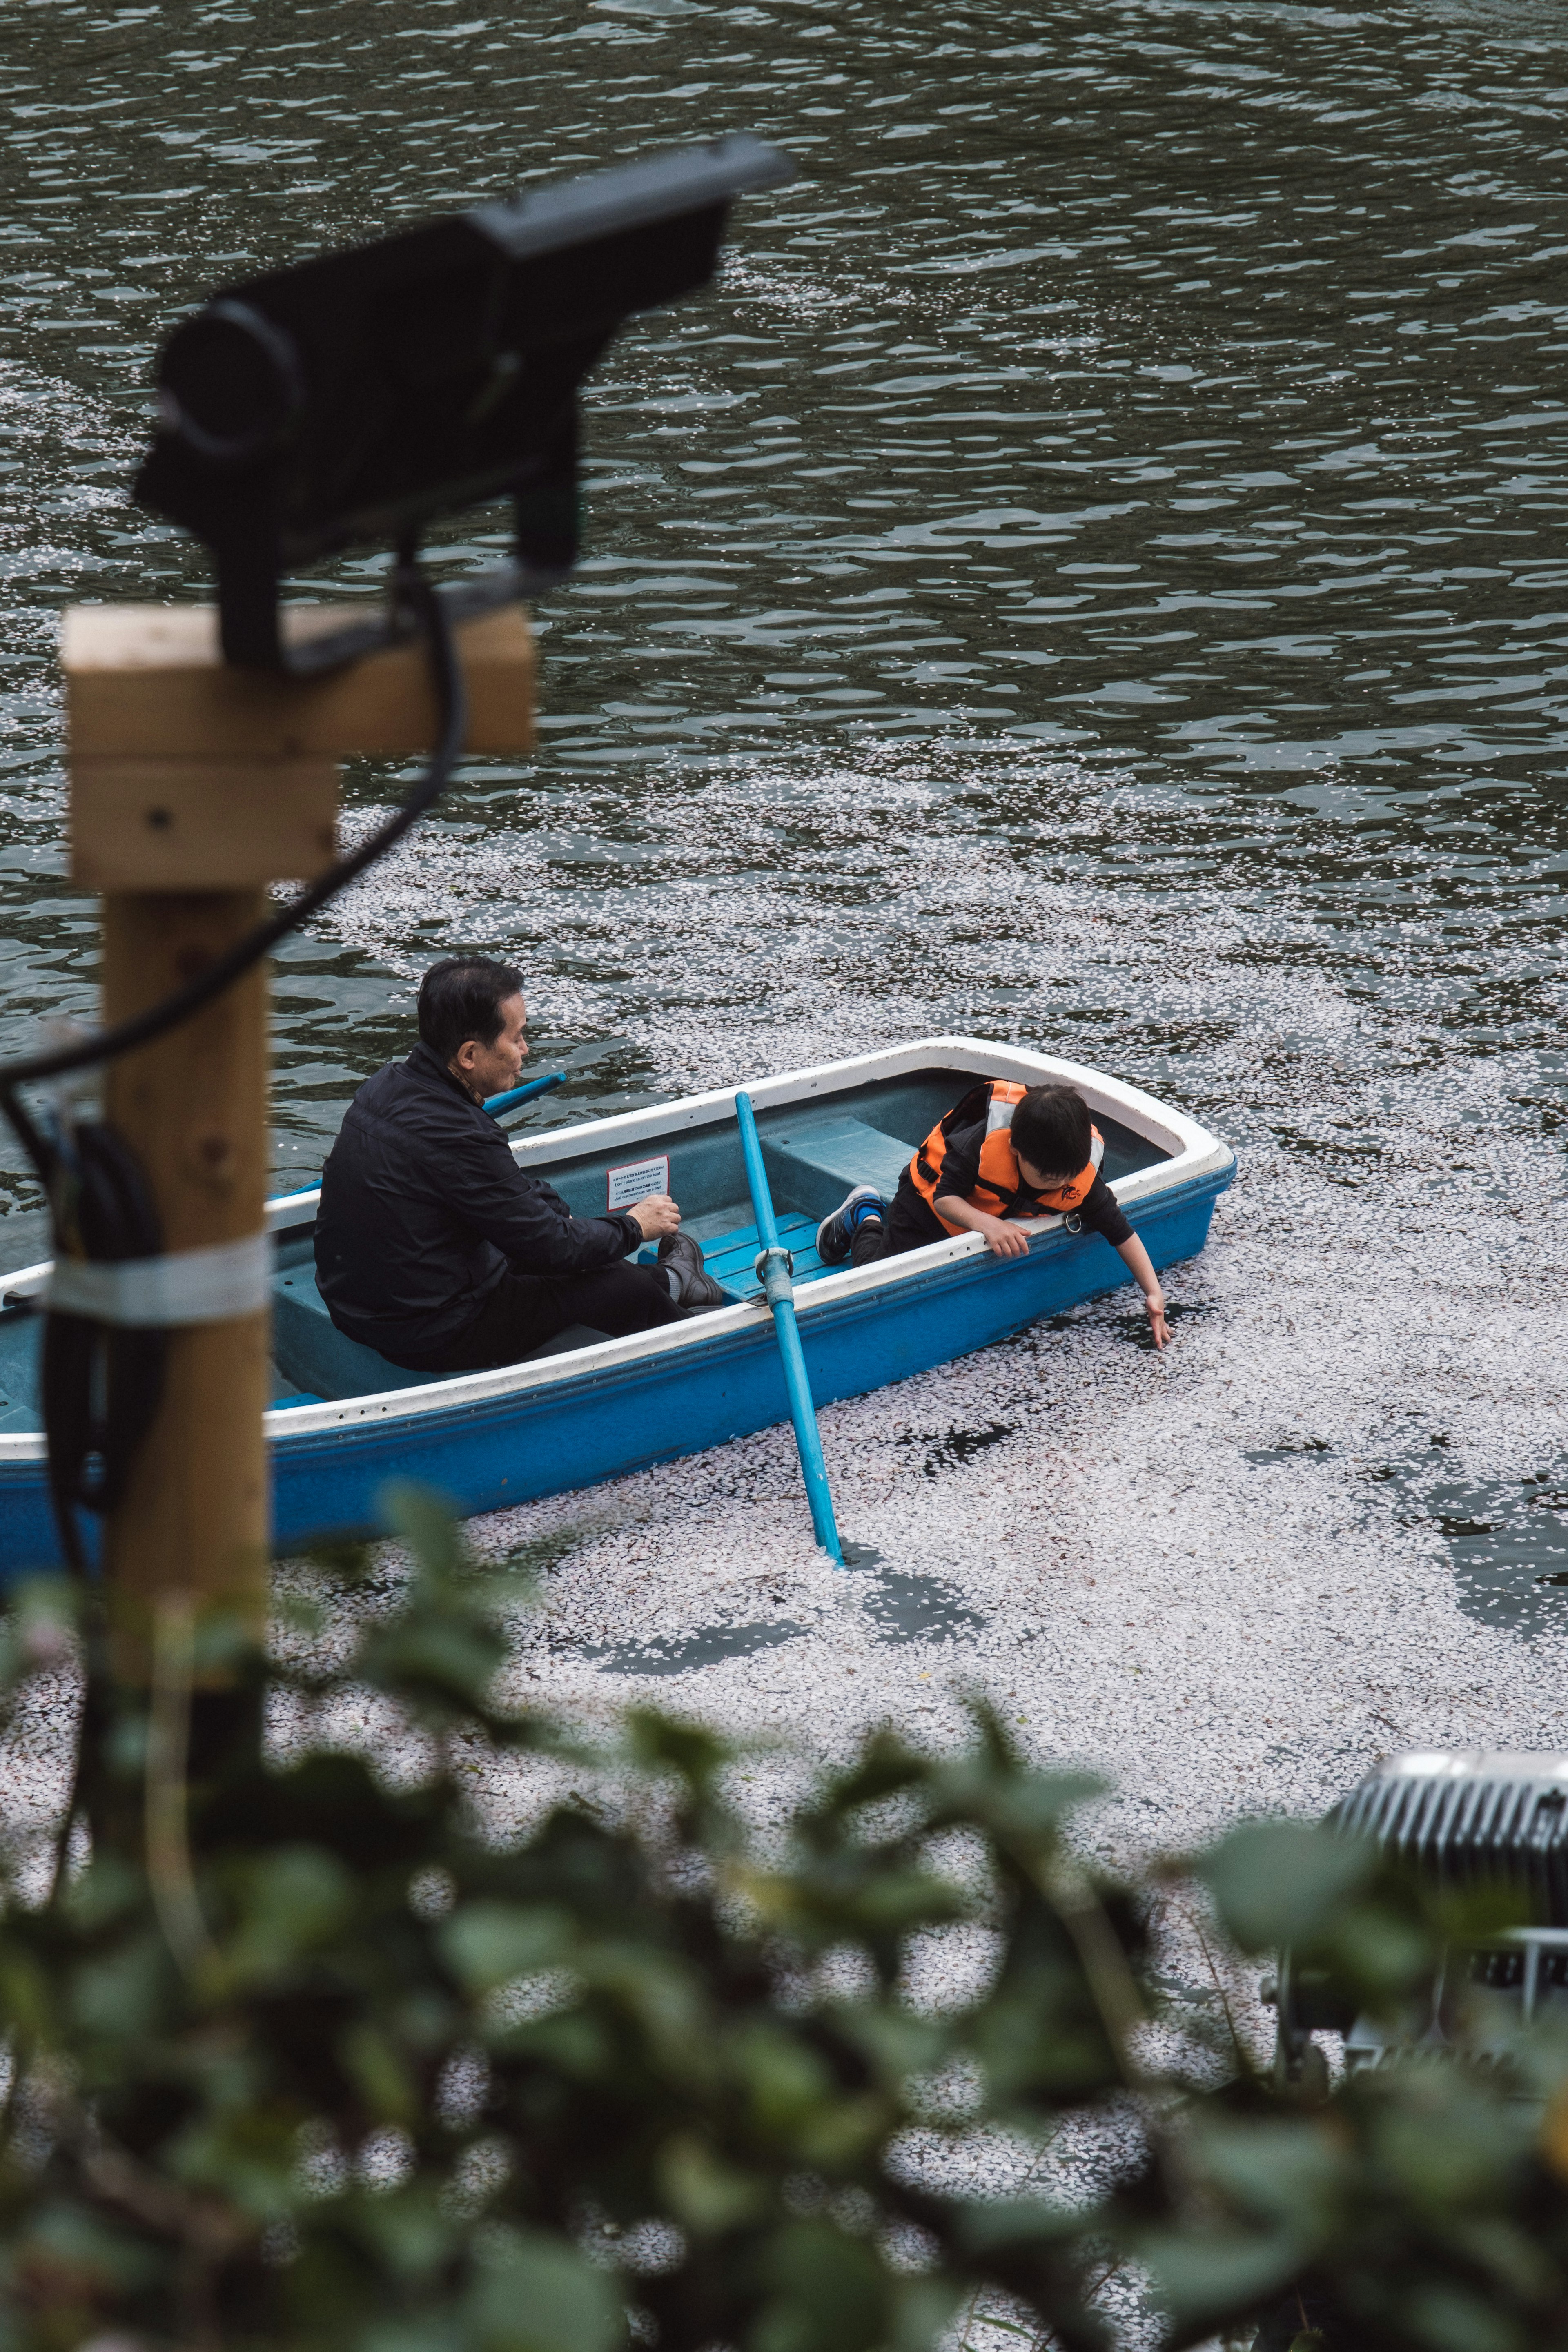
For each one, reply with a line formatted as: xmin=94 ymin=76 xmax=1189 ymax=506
xmin=657 ymin=1229 xmax=728 ymax=1309
xmin=817 ymin=1185 xmax=886 ymax=1267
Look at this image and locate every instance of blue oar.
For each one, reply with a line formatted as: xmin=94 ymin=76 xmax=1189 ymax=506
xmin=483 ymin=1070 xmax=568 ymax=1118
xmin=734 ymin=1088 xmax=844 ymax=1567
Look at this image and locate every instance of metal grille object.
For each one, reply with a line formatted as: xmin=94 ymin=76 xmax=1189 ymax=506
xmin=1330 ymin=1751 xmax=1568 ymax=1925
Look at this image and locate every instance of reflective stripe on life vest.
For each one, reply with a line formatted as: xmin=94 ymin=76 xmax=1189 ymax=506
xmin=910 ymin=1080 xmax=1103 ymax=1238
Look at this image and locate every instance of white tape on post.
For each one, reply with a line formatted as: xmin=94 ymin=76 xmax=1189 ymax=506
xmin=46 ymin=1233 xmax=272 ymax=1327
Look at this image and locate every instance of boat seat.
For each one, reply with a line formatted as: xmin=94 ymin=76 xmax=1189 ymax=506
xmin=272 ymin=1265 xmax=612 ymax=1401
xmin=759 ymin=1114 xmax=913 ymax=1221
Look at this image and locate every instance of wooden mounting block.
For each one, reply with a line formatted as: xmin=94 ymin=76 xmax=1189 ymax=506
xmin=64 ymin=600 xmax=535 ymax=890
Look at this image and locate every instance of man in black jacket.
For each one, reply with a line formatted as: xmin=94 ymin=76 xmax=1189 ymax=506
xmin=315 ymin=956 xmax=724 ymax=1373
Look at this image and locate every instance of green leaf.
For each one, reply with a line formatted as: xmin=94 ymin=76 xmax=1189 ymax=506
xmin=1198 ymin=1820 xmax=1377 ymax=1951
xmin=467 ymin=2228 xmax=624 ymax=2352
xmin=931 ymin=1753 xmax=1105 ymax=1843
xmin=164 ymin=2100 xmax=299 ymax=2222
xmin=1331 ymin=1907 xmax=1438 ymax=1993
xmin=223 ymin=1844 xmax=355 ymax=1984
xmin=657 ymin=2132 xmax=769 ymax=2234
xmin=381 ymin=1479 xmax=473 ymax=1581
xmin=358 ymin=2324 xmax=453 ymax=2352
xmin=0 ymin=1578 xmax=77 ymax=1703
xmin=956 ymin=2199 xmax=1085 ymax=2253
xmin=439 ymin=1901 xmax=573 ymax=1996
xmin=817 ymin=1731 xmax=930 ymax=1820
xmin=752 ymin=2218 xmax=889 ymax=2352
xmin=1369 ymin=2089 xmax=1524 ymax=2210
xmin=341 ymin=2019 xmax=420 ymax=2123
xmin=834 ymin=2005 xmax=946 ymax=2081
xmin=70 ymin=1928 xmax=177 ymax=2040
xmin=351 ymin=2187 xmax=457 ymax=2283
xmin=1187 ymin=2114 xmax=1345 ymax=2226
xmin=1138 ymin=2221 xmax=1307 ymax=2326
xmin=624 ymin=1708 xmax=731 ymax=1790
xmin=1399 ymin=2283 xmax=1523 ymax=2352
xmin=578 ymin=1942 xmax=705 ymax=2059
xmin=893 ymin=2278 xmax=966 ymax=2352
xmin=25 ymin=2199 xmax=165 ymax=2293
xmin=732 ymin=2020 xmax=833 ymax=2134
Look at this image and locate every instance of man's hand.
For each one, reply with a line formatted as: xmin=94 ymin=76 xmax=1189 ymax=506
xmin=628 ymin=1193 xmax=681 ymax=1242
xmin=1145 ymin=1288 xmax=1170 ymax=1350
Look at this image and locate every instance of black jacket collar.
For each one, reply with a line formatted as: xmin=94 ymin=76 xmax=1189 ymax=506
xmin=406 ymin=1038 xmax=486 ymax=1110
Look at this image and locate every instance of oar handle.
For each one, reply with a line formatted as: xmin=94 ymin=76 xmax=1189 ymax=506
xmin=735 ymin=1089 xmax=844 ymax=1566
xmin=484 ymin=1070 xmax=567 ymax=1118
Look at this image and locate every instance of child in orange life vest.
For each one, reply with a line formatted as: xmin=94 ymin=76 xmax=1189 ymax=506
xmin=816 ymin=1080 xmax=1172 ymax=1350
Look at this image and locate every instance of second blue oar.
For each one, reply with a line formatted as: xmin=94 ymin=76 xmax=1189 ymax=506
xmin=733 ymin=1088 xmax=844 ymax=1567
xmin=275 ymin=1070 xmax=567 ymax=1199
xmin=484 ymin=1071 xmax=568 ymax=1118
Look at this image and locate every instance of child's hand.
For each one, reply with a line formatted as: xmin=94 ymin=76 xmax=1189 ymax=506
xmin=974 ymin=1213 xmax=1030 ymax=1260
xmin=933 ymin=1194 xmax=1032 ymax=1259
xmin=1114 ymin=1234 xmax=1171 ymax=1350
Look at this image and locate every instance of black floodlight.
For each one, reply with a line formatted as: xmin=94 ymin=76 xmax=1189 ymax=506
xmin=133 ymin=134 xmax=794 ymax=673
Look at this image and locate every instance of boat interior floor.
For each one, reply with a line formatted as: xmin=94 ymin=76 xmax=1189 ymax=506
xmin=269 ymin=1111 xmax=915 ymax=1408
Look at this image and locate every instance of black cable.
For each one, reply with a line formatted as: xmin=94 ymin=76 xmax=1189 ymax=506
xmin=0 ymin=553 xmax=470 ymax=1570
xmin=40 ymin=1123 xmax=165 ymax=1566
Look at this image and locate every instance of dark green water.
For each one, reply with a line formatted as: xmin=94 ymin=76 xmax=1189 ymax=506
xmin=2 ymin=0 xmax=1566 ymax=1628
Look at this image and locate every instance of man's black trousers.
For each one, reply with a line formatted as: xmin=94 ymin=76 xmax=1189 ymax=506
xmin=429 ymin=1261 xmax=683 ymax=1372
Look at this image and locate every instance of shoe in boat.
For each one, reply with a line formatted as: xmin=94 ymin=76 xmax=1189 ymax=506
xmin=817 ymin=1185 xmax=886 ymax=1267
xmin=657 ymin=1229 xmax=728 ymax=1309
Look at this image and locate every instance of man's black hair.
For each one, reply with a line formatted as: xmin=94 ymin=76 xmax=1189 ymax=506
xmin=1011 ymin=1084 xmax=1092 ymax=1178
xmin=417 ymin=956 xmax=524 ymax=1064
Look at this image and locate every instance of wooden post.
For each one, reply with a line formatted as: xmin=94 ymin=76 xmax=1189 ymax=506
xmin=100 ymin=889 xmax=272 ymax=1663
xmin=62 ymin=602 xmax=535 ymax=1673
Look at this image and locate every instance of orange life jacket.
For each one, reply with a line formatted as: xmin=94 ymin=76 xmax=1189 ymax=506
xmin=909 ymin=1080 xmax=1104 ymax=1238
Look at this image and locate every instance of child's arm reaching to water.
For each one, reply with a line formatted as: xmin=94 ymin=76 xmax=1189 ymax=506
xmin=1115 ymin=1229 xmax=1170 ymax=1350
xmin=933 ymin=1194 xmax=1171 ymax=1350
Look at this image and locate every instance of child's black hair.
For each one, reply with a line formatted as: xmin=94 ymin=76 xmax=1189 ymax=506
xmin=1011 ymin=1084 xmax=1092 ymax=1178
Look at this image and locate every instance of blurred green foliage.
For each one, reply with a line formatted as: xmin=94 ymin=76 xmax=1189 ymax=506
xmin=2 ymin=1491 xmax=1568 ymax=2352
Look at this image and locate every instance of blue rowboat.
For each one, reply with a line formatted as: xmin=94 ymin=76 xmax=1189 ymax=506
xmin=0 ymin=1038 xmax=1234 ymax=1574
